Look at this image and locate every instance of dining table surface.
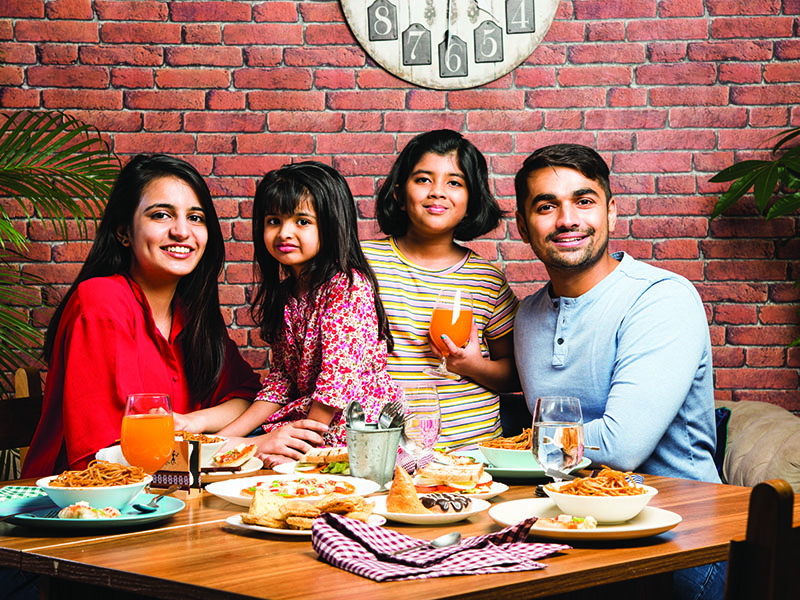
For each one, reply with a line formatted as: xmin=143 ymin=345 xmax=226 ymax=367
xmin=1 ymin=467 xmax=798 ymax=600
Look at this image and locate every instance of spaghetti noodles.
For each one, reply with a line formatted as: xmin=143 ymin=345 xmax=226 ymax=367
xmin=478 ymin=428 xmax=532 ymax=450
xmin=49 ymin=460 xmax=148 ymax=488
xmin=549 ymin=466 xmax=647 ymax=496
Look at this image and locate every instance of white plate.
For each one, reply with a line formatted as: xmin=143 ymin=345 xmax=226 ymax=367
xmin=201 ymin=457 xmax=264 ymax=483
xmin=371 ymin=495 xmax=491 ymax=524
xmin=467 ymin=481 xmax=509 ymax=501
xmin=205 ymin=474 xmax=381 ymax=507
xmin=272 ymin=461 xmax=300 ymax=474
xmin=488 ymin=498 xmax=682 ymax=540
xmin=224 ymin=512 xmax=386 ymax=536
xmin=457 ymin=450 xmax=592 ymax=479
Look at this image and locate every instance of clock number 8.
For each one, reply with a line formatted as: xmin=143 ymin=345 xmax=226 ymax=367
xmin=367 ymin=0 xmax=397 ymax=41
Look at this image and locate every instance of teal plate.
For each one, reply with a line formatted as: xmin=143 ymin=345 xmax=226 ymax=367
xmin=456 ymin=450 xmax=592 ymax=480
xmin=7 ymin=494 xmax=185 ymax=529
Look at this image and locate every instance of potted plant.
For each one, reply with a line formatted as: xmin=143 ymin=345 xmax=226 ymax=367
xmin=709 ymin=125 xmax=800 ymax=345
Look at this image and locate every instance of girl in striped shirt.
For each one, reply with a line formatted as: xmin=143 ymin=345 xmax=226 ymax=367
xmin=363 ymin=129 xmax=521 ymax=449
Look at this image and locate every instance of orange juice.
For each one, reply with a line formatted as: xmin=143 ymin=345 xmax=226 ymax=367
xmin=429 ymin=307 xmax=473 ymax=354
xmin=121 ymin=413 xmax=175 ymax=472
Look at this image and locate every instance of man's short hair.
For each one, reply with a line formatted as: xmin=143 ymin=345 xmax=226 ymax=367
xmin=514 ymin=144 xmax=613 ymax=214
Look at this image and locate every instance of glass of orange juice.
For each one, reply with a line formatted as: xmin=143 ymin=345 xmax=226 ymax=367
xmin=424 ymin=289 xmax=473 ymax=379
xmin=121 ymin=393 xmax=174 ymax=473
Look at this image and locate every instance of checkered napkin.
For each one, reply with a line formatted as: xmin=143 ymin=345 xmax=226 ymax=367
xmin=0 ymin=486 xmax=47 ymax=501
xmin=0 ymin=486 xmax=55 ymax=517
xmin=311 ymin=513 xmax=570 ymax=581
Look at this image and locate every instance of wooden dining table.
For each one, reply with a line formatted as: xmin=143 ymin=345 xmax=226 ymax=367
xmin=1 ymin=470 xmax=795 ymax=600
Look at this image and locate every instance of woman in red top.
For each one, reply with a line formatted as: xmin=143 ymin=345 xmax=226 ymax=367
xmin=23 ymin=155 xmax=326 ymax=478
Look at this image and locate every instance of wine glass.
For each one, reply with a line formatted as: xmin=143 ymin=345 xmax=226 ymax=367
xmin=424 ymin=289 xmax=473 ymax=379
xmin=531 ymin=396 xmax=584 ymax=483
xmin=398 ymin=381 xmax=441 ymax=473
xmin=121 ymin=393 xmax=175 ymax=473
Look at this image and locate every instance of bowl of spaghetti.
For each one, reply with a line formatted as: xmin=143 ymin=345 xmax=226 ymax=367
xmin=37 ymin=460 xmax=151 ymax=509
xmin=175 ymin=431 xmax=226 ymax=468
xmin=543 ymin=467 xmax=656 ymax=523
xmin=477 ymin=429 xmax=538 ymax=468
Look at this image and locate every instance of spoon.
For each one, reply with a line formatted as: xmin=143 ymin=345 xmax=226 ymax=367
xmin=132 ymin=485 xmax=179 ymax=513
xmin=345 ymin=399 xmax=366 ymax=429
xmin=389 ymin=531 xmax=462 ymax=556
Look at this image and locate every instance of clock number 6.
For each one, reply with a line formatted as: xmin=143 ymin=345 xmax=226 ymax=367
xmin=439 ymin=35 xmax=468 ymax=78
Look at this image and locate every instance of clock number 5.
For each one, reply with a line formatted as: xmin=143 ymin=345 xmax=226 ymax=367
xmin=475 ymin=20 xmax=503 ymax=63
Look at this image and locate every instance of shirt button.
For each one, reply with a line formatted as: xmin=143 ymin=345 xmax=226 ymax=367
xmin=173 ymin=376 xmax=178 ymax=382
xmin=557 ymin=338 xmax=564 ymax=345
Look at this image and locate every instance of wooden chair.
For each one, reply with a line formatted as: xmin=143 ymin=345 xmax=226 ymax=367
xmin=0 ymin=366 xmax=44 ymax=469
xmin=724 ymin=478 xmax=799 ymax=600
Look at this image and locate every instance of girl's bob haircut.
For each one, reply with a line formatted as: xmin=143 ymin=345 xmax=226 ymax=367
xmin=375 ymin=129 xmax=502 ymax=241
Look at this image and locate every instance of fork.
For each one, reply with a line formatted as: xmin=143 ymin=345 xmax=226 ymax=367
xmin=378 ymin=399 xmax=405 ymax=428
xmin=0 ymin=508 xmax=59 ymax=522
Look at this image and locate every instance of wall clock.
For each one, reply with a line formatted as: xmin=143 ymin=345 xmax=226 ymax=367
xmin=340 ymin=0 xmax=560 ymax=90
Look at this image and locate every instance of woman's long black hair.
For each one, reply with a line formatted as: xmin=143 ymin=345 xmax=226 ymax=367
xmin=251 ymin=161 xmax=393 ymax=350
xmin=375 ymin=129 xmax=502 ymax=241
xmin=43 ymin=154 xmax=227 ymax=405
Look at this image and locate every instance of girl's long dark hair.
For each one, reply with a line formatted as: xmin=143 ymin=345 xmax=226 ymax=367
xmin=251 ymin=161 xmax=393 ymax=350
xmin=44 ymin=154 xmax=227 ymax=405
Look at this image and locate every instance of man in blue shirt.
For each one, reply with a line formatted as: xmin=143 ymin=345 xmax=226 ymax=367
xmin=513 ymin=143 xmax=723 ymax=600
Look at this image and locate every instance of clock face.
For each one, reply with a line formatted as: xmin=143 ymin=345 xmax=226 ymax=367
xmin=340 ymin=0 xmax=560 ymax=90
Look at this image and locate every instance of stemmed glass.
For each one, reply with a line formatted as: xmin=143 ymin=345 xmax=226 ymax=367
xmin=424 ymin=289 xmax=473 ymax=379
xmin=121 ymin=393 xmax=175 ymax=473
xmin=398 ymin=381 xmax=441 ymax=473
xmin=531 ymin=396 xmax=584 ymax=482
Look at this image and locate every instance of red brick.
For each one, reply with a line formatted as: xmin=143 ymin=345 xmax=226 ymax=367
xmin=557 ymin=66 xmax=632 ymax=87
xmin=125 ymin=90 xmax=204 ymax=110
xmin=608 ymin=88 xmax=647 ymax=107
xmin=0 ymin=87 xmax=40 ymax=107
xmin=113 ymin=133 xmax=195 ymax=154
xmin=249 ymin=91 xmax=325 ymax=111
xmin=315 ymin=69 xmax=356 ymax=89
xmin=100 ymin=23 xmax=181 ymax=44
xmin=285 ymin=46 xmax=364 ymax=67
xmin=760 ymin=305 xmax=800 ymax=324
xmin=513 ymin=66 xmax=557 ymax=88
xmin=223 ymin=23 xmax=303 ymax=46
xmin=700 ymin=239 xmax=775 ymax=259
xmin=233 ymin=68 xmax=312 ymax=90
xmin=707 ymin=260 xmax=787 ymax=281
xmin=64 ymin=110 xmax=142 ymax=131
xmin=253 ymin=2 xmax=298 ymax=22
xmin=714 ymin=304 xmax=758 ymax=324
xmin=28 ymin=65 xmax=110 ymax=88
xmin=650 ymin=86 xmax=729 ymax=106
xmin=183 ymin=112 xmax=263 ymax=133
xmin=0 ymin=0 xmax=44 ymax=17
xmin=658 ymin=0 xmax=705 ymax=16
xmin=235 ymin=133 xmax=314 ymax=154
xmin=637 ymin=63 xmax=717 ymax=85
xmin=707 ymin=0 xmax=782 ymax=15
xmin=638 ymin=130 xmax=716 ymax=150
xmin=718 ymin=127 xmax=793 ymax=150
xmin=628 ymin=18 xmax=709 ymax=41
xmin=609 ymin=239 xmax=654 ymax=258
xmin=647 ymin=43 xmax=688 ymax=62
xmin=16 ymin=21 xmax=98 ymax=42
xmin=688 ymin=41 xmax=773 ymax=62
xmin=775 ymin=40 xmax=800 ymax=60
xmin=197 ymin=134 xmax=234 ymax=153
xmin=207 ymin=90 xmax=246 ymax=111
xmin=711 ymin=17 xmax=794 ymax=39
xmin=268 ymin=112 xmax=343 ymax=132
xmin=79 ymin=45 xmax=163 ymax=66
xmin=344 ymin=113 xmax=382 ymax=132
xmin=42 ymin=89 xmax=122 ymax=109
xmin=39 ymin=44 xmax=78 ymax=64
xmin=155 ymin=69 xmax=230 ymax=89
xmin=749 ymin=107 xmax=791 ymax=128
xmin=669 ymin=107 xmax=747 ymax=129
xmin=354 ymin=68 xmax=412 ymax=89
xmin=46 ymin=0 xmax=92 ymax=19
xmin=630 ymin=216 xmax=708 ymax=237
xmin=169 ymin=1 xmax=251 ymax=22
xmin=614 ymin=152 xmax=693 ymax=173
xmin=214 ymin=155 xmax=290 ymax=176
xmin=316 ymin=133 xmax=395 ymax=155
xmin=715 ymin=367 xmax=798 ymax=389
xmin=709 ymin=217 xmax=795 ymax=238
xmin=305 ymin=23 xmax=355 ymax=45
xmin=142 ymin=112 xmax=181 ymax=131
xmin=731 ymin=85 xmax=800 ymax=106
xmin=0 ymin=66 xmax=23 ymax=86
xmin=95 ymin=1 xmax=168 ymax=21
xmin=574 ymin=1 xmax=656 ymax=19
xmin=712 ymin=347 xmax=745 ymax=367
xmin=183 ymin=24 xmax=222 ymax=45
xmin=525 ymin=88 xmax=606 ymax=108
xmin=694 ymin=151 xmax=736 ymax=173
xmin=770 ymin=283 xmax=800 ymax=303
xmin=384 ymin=112 xmax=466 ymax=133
xmin=514 ymin=131 xmax=597 ymax=153
xmin=764 ymin=64 xmax=800 ymax=83
xmin=526 ymin=44 xmax=567 ymax=65
xmin=0 ymin=42 xmax=36 ymax=64
xmin=568 ymin=43 xmax=645 ymax=64
xmin=0 ymin=20 xmax=10 ymax=40
xmin=597 ymin=131 xmax=636 ymax=150
xmin=587 ymin=21 xmax=625 ymax=41
xmin=654 ymin=239 xmax=699 ymax=259
xmin=165 ymin=47 xmax=242 ymax=67
xmin=327 ymin=90 xmax=406 ymax=111
xmin=543 ymin=111 xmax=583 ymax=130
xmin=654 ymin=175 xmax=698 ymax=195
xmin=111 ymin=68 xmax=153 ymax=88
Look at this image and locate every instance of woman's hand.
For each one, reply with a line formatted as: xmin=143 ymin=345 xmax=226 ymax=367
xmin=172 ymin=411 xmax=206 ymax=433
xmin=251 ymin=420 xmax=329 ymax=462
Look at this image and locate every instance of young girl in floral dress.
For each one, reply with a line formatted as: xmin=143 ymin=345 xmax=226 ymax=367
xmin=218 ymin=162 xmax=402 ymax=456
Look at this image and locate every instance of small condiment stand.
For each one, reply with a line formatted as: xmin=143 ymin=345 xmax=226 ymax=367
xmin=149 ymin=440 xmax=201 ymax=494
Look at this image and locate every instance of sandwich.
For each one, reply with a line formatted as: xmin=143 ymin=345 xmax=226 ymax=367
xmin=414 ymin=457 xmax=493 ymax=494
xmin=386 ymin=465 xmax=431 ymax=514
xmin=296 ymin=447 xmax=349 ymax=474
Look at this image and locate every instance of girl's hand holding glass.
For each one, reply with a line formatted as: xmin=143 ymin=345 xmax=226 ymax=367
xmin=425 ymin=289 xmax=474 ymax=379
xmin=121 ymin=393 xmax=175 ymax=473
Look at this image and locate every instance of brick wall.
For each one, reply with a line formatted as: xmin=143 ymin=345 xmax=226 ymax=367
xmin=1 ymin=0 xmax=799 ymax=409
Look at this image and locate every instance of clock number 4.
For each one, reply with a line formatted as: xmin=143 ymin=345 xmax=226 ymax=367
xmin=507 ymin=0 xmax=536 ymax=34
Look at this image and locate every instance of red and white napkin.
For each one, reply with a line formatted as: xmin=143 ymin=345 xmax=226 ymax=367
xmin=311 ymin=512 xmax=570 ymax=581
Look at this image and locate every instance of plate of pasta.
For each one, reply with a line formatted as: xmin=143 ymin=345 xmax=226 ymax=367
xmin=489 ymin=498 xmax=682 ymax=541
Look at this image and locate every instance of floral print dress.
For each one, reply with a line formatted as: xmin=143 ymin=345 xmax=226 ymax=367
xmin=256 ymin=271 xmax=402 ymax=446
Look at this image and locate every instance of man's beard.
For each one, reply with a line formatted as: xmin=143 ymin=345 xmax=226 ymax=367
xmin=540 ymin=226 xmax=608 ymax=271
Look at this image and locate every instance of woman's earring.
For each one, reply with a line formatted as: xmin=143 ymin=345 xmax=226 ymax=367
xmin=117 ymin=234 xmax=130 ymax=247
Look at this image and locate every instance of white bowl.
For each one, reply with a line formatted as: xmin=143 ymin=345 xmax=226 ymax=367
xmin=174 ymin=434 xmax=227 ymax=468
xmin=477 ymin=445 xmax=539 ymax=469
xmin=37 ymin=474 xmax=152 ymax=509
xmin=543 ymin=481 xmax=657 ymax=524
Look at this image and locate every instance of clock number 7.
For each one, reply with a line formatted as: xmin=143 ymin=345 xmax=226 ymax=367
xmin=403 ymin=24 xmax=432 ymax=65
